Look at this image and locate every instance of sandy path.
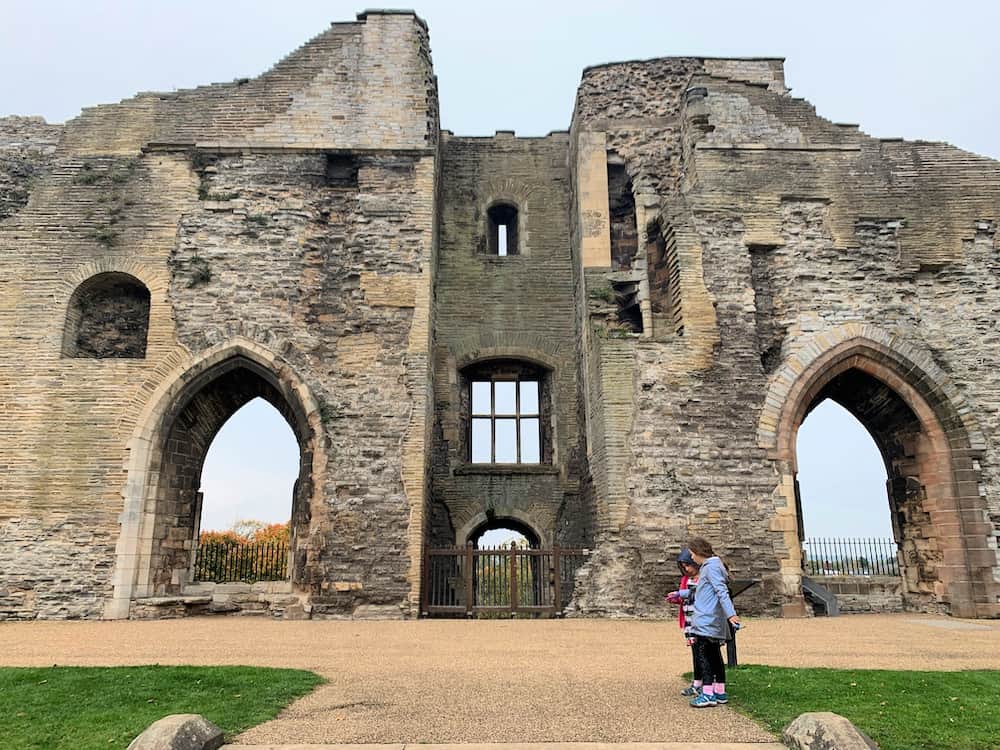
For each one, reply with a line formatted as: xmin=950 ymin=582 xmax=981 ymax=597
xmin=3 ymin=614 xmax=997 ymax=744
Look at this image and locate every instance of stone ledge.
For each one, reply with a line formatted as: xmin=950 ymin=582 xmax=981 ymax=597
xmin=135 ymin=596 xmax=211 ymax=607
xmin=453 ymin=464 xmax=561 ymax=476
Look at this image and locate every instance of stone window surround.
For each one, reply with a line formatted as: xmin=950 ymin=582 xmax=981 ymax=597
xmin=458 ymin=358 xmax=554 ymax=469
xmin=479 ymin=188 xmax=532 ymax=258
xmin=486 ymin=201 xmax=519 ymax=256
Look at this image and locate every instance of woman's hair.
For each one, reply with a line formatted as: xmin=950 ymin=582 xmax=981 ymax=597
xmin=687 ymin=537 xmax=715 ymax=558
xmin=688 ymin=537 xmax=730 ymax=576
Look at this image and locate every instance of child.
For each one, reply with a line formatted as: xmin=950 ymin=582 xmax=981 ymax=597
xmin=686 ymin=536 xmax=740 ymax=708
xmin=665 ymin=548 xmax=702 ymax=696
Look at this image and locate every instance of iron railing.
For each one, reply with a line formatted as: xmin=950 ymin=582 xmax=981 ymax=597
xmin=803 ymin=537 xmax=900 ymax=577
xmin=422 ymin=544 xmax=588 ymax=617
xmin=193 ymin=540 xmax=289 ymax=583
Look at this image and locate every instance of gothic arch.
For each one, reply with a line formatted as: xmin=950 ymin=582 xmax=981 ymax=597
xmin=759 ymin=324 xmax=997 ymax=618
xmin=106 ymin=338 xmax=324 ymax=618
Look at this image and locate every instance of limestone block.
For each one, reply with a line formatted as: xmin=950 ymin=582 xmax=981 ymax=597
xmin=127 ymin=714 xmax=223 ymax=750
xmin=352 ymin=603 xmax=405 ymax=619
xmin=782 ymin=712 xmax=877 ymax=750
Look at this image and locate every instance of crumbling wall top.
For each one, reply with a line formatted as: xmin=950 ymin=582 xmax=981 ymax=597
xmin=58 ymin=11 xmax=438 ymax=155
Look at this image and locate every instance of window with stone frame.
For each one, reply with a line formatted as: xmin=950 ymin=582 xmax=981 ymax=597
xmin=464 ymin=361 xmax=548 ymax=464
xmin=486 ymin=203 xmax=519 ymax=256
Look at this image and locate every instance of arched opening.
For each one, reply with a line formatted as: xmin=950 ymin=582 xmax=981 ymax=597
xmin=772 ymin=337 xmax=999 ymax=618
xmin=796 ymin=398 xmax=901 ymax=611
xmin=193 ymin=398 xmax=300 ymax=585
xmin=469 ymin=518 xmax=540 ymax=549
xmin=141 ymin=355 xmax=313 ymax=601
xmin=792 ymin=367 xmax=932 ymax=612
xmin=468 ymin=517 xmax=543 ymax=614
xmin=63 ymin=272 xmax=150 ymax=358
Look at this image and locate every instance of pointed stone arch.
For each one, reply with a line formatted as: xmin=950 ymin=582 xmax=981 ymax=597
xmin=759 ymin=323 xmax=998 ymax=618
xmin=105 ymin=338 xmax=325 ymax=618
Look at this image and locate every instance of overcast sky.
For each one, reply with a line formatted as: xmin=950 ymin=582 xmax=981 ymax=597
xmin=5 ymin=1 xmax=995 ymax=536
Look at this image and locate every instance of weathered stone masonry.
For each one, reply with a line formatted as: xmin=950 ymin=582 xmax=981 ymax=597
xmin=1 ymin=11 xmax=998 ymax=620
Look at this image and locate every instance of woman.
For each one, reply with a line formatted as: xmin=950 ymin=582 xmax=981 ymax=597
xmin=686 ymin=536 xmax=740 ymax=707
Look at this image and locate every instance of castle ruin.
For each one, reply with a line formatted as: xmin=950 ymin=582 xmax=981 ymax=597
xmin=2 ymin=10 xmax=999 ymax=620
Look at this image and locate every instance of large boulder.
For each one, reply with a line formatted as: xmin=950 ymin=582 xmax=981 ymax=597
xmin=127 ymin=714 xmax=224 ymax=750
xmin=782 ymin=712 xmax=878 ymax=749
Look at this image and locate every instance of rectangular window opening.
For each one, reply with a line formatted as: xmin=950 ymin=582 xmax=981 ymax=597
xmin=498 ymin=224 xmax=508 ymax=256
xmin=469 ymin=377 xmax=542 ymax=465
xmin=325 ymin=154 xmax=359 ymax=188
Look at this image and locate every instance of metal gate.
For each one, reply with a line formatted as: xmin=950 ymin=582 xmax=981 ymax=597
xmin=421 ymin=543 xmax=588 ymax=617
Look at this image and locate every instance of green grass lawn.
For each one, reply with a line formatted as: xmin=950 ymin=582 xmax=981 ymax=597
xmin=0 ymin=665 xmax=323 ymax=750
xmin=728 ymin=665 xmax=1000 ymax=750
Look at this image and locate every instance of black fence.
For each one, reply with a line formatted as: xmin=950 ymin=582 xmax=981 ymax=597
xmin=193 ymin=540 xmax=288 ymax=583
xmin=422 ymin=544 xmax=589 ymax=617
xmin=804 ymin=537 xmax=900 ymax=577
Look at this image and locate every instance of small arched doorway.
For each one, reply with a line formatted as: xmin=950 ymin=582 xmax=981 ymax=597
xmin=469 ymin=517 xmax=540 ymax=549
xmin=467 ymin=516 xmax=544 ymax=615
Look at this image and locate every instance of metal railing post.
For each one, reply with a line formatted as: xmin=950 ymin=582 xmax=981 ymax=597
xmin=464 ymin=542 xmax=474 ymax=617
xmin=553 ymin=546 xmax=562 ymax=615
xmin=509 ymin=541 xmax=519 ymax=616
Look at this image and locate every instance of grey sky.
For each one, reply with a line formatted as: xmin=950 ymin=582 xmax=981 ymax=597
xmin=6 ymin=1 xmax=995 ymax=536
xmin=4 ymin=0 xmax=999 ymax=157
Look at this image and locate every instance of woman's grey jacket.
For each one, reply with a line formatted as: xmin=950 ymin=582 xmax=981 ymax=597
xmin=690 ymin=555 xmax=736 ymax=640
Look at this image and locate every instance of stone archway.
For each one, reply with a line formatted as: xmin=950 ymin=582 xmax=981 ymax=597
xmin=465 ymin=513 xmax=543 ymax=549
xmin=760 ymin=325 xmax=999 ymax=618
xmin=106 ymin=340 xmax=323 ymax=619
xmin=455 ymin=508 xmax=551 ymax=550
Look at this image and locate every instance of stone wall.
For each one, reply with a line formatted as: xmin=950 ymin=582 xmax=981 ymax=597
xmin=568 ymin=56 xmax=1000 ymax=618
xmin=3 ymin=14 xmax=999 ymax=621
xmin=0 ymin=11 xmax=438 ymax=620
xmin=820 ymin=577 xmax=904 ymax=614
xmin=161 ymin=148 xmax=436 ymax=618
xmin=430 ymin=132 xmax=592 ymax=550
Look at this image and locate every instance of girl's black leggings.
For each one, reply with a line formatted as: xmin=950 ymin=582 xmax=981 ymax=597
xmin=693 ymin=636 xmax=725 ymax=685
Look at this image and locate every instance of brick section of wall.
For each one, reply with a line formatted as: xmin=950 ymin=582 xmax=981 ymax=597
xmin=0 ymin=116 xmax=62 ymax=222
xmin=0 ymin=150 xmax=192 ymax=620
xmin=431 ymin=133 xmax=592 ymax=550
xmin=60 ymin=12 xmax=437 ymax=155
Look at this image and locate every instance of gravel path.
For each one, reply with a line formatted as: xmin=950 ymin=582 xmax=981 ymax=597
xmin=3 ymin=614 xmax=998 ymax=745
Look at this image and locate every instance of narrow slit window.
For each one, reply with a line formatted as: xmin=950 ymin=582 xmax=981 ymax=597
xmin=487 ymin=203 xmax=519 ymax=256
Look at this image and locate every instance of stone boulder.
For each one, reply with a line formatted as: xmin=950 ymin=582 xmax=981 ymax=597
xmin=783 ymin=712 xmax=878 ymax=749
xmin=127 ymin=714 xmax=224 ymax=750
